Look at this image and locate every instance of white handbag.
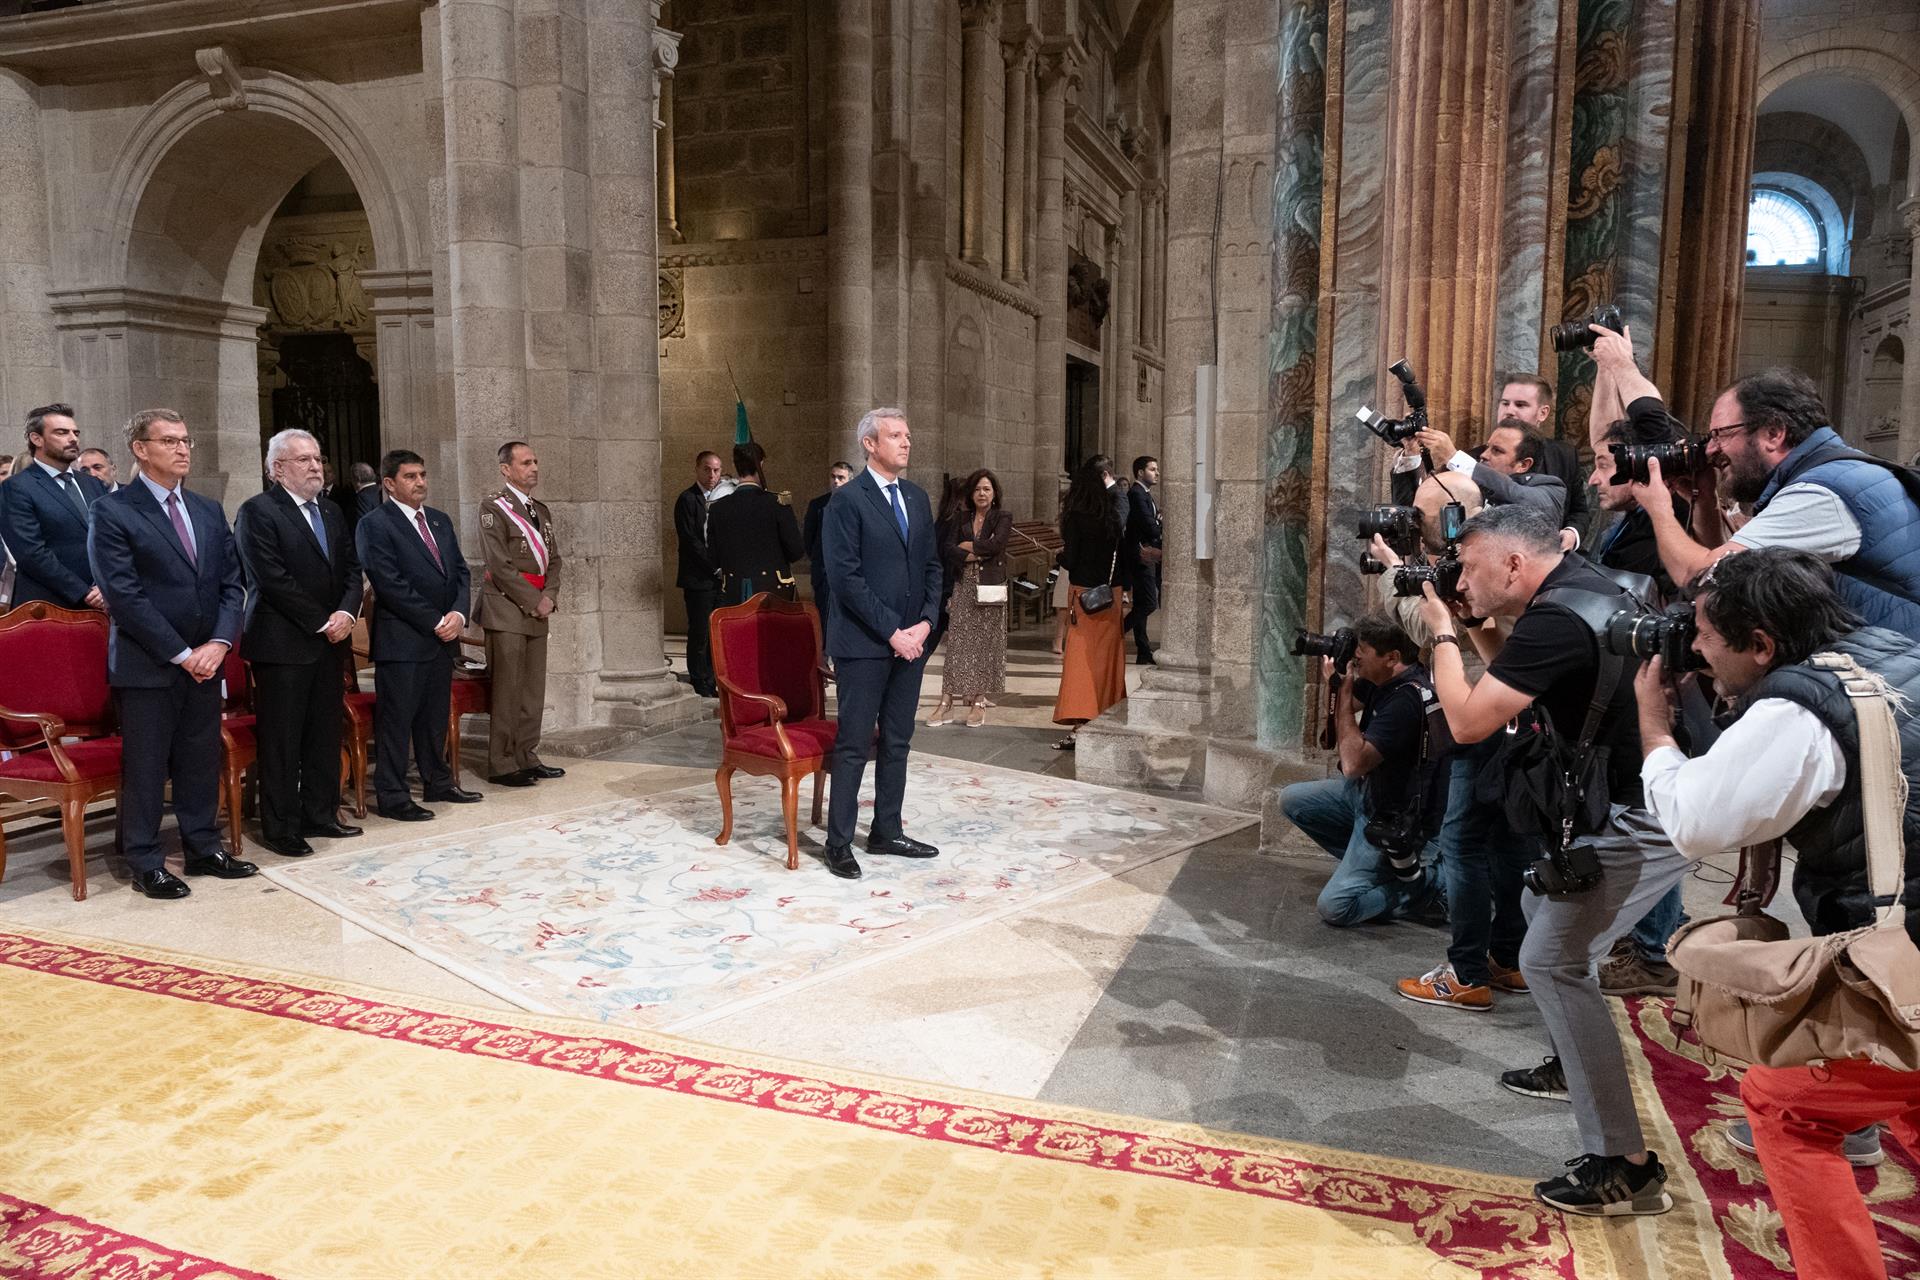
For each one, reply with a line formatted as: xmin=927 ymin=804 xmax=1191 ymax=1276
xmin=975 ymin=583 xmax=1008 ymax=604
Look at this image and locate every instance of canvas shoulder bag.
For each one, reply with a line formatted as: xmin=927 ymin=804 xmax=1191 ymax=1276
xmin=1668 ymin=651 xmax=1920 ymax=1070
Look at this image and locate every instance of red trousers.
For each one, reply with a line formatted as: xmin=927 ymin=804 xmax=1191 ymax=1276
xmin=1740 ymin=1059 xmax=1920 ymax=1280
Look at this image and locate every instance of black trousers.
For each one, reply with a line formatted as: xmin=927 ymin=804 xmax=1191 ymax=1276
xmin=683 ymin=587 xmax=718 ymax=696
xmin=826 ymin=652 xmax=929 ymax=847
xmin=252 ymin=656 xmax=346 ymax=840
xmin=373 ymin=648 xmax=453 ymax=808
xmin=116 ymin=675 xmax=223 ymax=872
xmin=1125 ymin=564 xmax=1161 ymax=655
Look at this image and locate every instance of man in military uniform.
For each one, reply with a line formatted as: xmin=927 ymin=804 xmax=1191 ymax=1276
xmin=478 ymin=440 xmax=565 ymax=787
xmin=708 ymin=440 xmax=804 ymax=603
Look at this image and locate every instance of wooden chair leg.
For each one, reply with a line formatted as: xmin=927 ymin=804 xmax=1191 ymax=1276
xmin=352 ymin=733 xmax=369 ymax=819
xmin=447 ymin=710 xmax=463 ymax=789
xmin=0 ymin=817 xmax=9 ymax=886
xmin=225 ymin=763 xmax=244 ymax=853
xmin=810 ymin=769 xmax=825 ymax=827
xmin=715 ymin=765 xmax=735 ymax=845
xmin=780 ymin=774 xmax=800 ymax=871
xmin=60 ymin=797 xmax=88 ymax=902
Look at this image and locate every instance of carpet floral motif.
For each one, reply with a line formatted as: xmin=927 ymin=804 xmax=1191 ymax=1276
xmin=0 ymin=1191 xmax=271 ymax=1280
xmin=0 ymin=932 xmax=1587 ymax=1280
xmin=264 ymin=757 xmax=1254 ymax=1030
xmin=1629 ymin=996 xmax=1920 ymax=1279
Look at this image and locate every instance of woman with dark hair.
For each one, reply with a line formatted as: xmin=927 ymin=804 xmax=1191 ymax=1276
xmin=1051 ymin=454 xmax=1129 ymax=749
xmin=929 ymin=469 xmax=1012 ymax=727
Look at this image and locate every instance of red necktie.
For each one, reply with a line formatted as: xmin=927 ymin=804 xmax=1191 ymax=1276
xmin=415 ymin=511 xmax=443 ymax=570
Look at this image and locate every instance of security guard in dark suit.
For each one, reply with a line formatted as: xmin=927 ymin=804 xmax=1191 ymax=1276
xmin=478 ymin=440 xmax=565 ymax=788
xmin=707 ymin=441 xmax=804 ymax=603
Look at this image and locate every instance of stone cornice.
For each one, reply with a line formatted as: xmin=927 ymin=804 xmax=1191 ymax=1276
xmin=49 ymin=286 xmax=267 ymax=338
xmin=944 ymin=257 xmax=1041 ymax=317
xmin=0 ymin=0 xmax=420 ymax=74
xmin=659 ymin=236 xmax=826 ymax=270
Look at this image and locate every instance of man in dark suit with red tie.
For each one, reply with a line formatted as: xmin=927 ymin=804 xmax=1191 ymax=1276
xmin=87 ymin=409 xmax=255 ymax=900
xmin=354 ymin=449 xmax=478 ymax=821
xmin=819 ymin=408 xmax=943 ymax=880
xmin=234 ymin=428 xmax=366 ymax=858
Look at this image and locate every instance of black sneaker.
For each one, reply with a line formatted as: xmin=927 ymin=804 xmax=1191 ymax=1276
xmin=1535 ymin=1152 xmax=1674 ymax=1216
xmin=1500 ymin=1056 xmax=1571 ymax=1102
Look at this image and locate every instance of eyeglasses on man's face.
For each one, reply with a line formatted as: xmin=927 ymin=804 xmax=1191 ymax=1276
xmin=143 ymin=435 xmax=194 ymax=450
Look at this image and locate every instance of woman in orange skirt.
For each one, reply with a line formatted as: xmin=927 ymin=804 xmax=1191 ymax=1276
xmin=1052 ymin=454 xmax=1129 ymax=749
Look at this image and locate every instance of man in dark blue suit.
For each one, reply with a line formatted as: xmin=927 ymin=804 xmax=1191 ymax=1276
xmin=355 ymin=449 xmax=479 ymax=821
xmin=819 ymin=409 xmax=943 ymax=880
xmin=2 ymin=403 xmax=109 ymax=610
xmin=804 ymin=459 xmax=853 ymax=625
xmin=88 ymin=409 xmax=255 ymax=900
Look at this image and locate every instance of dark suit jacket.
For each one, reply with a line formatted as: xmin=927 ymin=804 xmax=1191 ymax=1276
xmin=707 ymin=483 xmax=804 ymax=583
xmin=235 ymin=485 xmax=365 ymax=665
xmin=354 ymin=484 xmax=382 ymax=525
xmin=1595 ymin=495 xmax=1691 ymax=604
xmin=1121 ymin=484 xmax=1163 ymax=589
xmin=355 ymin=500 xmax=472 ymax=663
xmin=87 ymin=480 xmax=244 ymax=688
xmin=939 ymin=508 xmax=1013 ymax=587
xmin=1 ymin=463 xmax=109 ymax=607
xmin=674 ymin=483 xmax=719 ymax=590
xmin=822 ymin=470 xmax=941 ymax=660
xmin=804 ymin=492 xmax=831 ymax=605
xmin=1536 ymin=437 xmax=1588 ymax=532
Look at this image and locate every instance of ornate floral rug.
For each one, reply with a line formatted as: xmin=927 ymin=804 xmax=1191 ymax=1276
xmin=1620 ymin=996 xmax=1920 ymax=1278
xmin=0 ymin=927 xmax=1655 ymax=1279
xmin=263 ymin=756 xmax=1255 ymax=1031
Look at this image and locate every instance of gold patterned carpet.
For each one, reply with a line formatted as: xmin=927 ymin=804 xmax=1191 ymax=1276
xmin=0 ymin=926 xmax=1658 ymax=1279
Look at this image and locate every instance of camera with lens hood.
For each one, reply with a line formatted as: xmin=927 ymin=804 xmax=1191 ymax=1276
xmin=1550 ymin=303 xmax=1625 ymax=353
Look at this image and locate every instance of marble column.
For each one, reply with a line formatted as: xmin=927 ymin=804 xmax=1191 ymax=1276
xmin=1901 ymin=197 xmax=1920 ymax=463
xmin=1032 ymin=43 xmax=1077 ymax=520
xmin=1381 ymin=0 xmax=1510 ymax=443
xmin=959 ymin=0 xmax=1001 ymax=269
xmin=1494 ymin=0 xmax=1572 ymax=382
xmin=1001 ymin=34 xmax=1035 ymax=286
xmin=1662 ymin=0 xmax=1760 ymax=432
xmin=827 ymin=0 xmax=874 ymax=444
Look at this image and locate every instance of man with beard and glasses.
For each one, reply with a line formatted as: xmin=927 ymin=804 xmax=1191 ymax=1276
xmin=1626 ymin=366 xmax=1920 ymax=635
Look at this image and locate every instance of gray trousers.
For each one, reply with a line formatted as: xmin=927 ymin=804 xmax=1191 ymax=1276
xmin=1519 ymin=804 xmax=1690 ymax=1157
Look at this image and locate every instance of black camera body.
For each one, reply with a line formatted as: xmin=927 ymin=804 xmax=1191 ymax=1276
xmin=1364 ymin=808 xmax=1430 ymax=882
xmin=1359 ymin=552 xmax=1388 ymax=576
xmin=1293 ymin=626 xmax=1358 ymax=674
xmin=1551 ymin=303 xmax=1625 ymax=352
xmin=1524 ymin=840 xmax=1604 ymax=895
xmin=1392 ymin=553 xmax=1464 ymax=602
xmin=1603 ymin=602 xmax=1704 ymax=672
xmin=1609 ymin=438 xmax=1710 ymax=486
xmin=1355 ymin=359 xmax=1430 ymax=445
xmin=1356 ymin=504 xmax=1422 ymax=555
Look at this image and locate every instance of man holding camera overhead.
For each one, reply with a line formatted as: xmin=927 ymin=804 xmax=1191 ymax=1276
xmin=1417 ymin=503 xmax=1688 ymax=1218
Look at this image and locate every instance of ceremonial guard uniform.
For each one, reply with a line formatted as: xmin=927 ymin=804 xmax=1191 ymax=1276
xmin=478 ymin=485 xmax=562 ymax=782
xmin=707 ymin=480 xmax=805 ymax=603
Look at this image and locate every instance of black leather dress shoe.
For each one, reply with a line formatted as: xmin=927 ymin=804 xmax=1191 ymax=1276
xmin=526 ymin=764 xmax=566 ymax=780
xmin=132 ymin=868 xmax=191 ymax=899
xmin=488 ymin=770 xmax=536 ymax=788
xmin=866 ymin=834 xmax=939 ymax=859
xmin=423 ymin=786 xmax=483 ymax=804
xmin=258 ymin=834 xmax=315 ymax=858
xmin=823 ymin=843 xmax=863 ymax=880
xmin=301 ymin=820 xmax=363 ymax=839
xmin=183 ymin=849 xmax=260 ymax=879
xmin=377 ymin=801 xmax=435 ymax=822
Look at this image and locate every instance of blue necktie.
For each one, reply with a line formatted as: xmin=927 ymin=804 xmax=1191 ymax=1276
xmin=304 ymin=501 xmax=329 ymax=560
xmin=888 ymin=483 xmax=908 ymax=541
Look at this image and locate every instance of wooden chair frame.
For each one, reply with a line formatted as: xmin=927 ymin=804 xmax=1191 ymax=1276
xmin=217 ymin=648 xmax=256 ymax=855
xmin=711 ymin=593 xmax=831 ymax=871
xmin=0 ymin=604 xmax=118 ymax=901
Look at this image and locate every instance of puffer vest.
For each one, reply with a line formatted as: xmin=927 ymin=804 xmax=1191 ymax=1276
xmin=1744 ymin=626 xmax=1920 ymax=945
xmin=1752 ymin=427 xmax=1920 ymax=634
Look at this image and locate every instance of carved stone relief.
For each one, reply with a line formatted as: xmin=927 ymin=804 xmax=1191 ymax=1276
xmin=660 ymin=268 xmax=685 ymax=339
xmin=254 ymin=213 xmax=375 ymax=336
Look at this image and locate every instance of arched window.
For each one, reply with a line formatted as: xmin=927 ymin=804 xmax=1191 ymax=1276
xmin=1746 ymin=188 xmax=1824 ymax=268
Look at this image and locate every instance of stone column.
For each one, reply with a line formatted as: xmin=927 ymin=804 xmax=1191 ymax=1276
xmin=1001 ymin=34 xmax=1035 ymax=286
xmin=1381 ymin=0 xmax=1510 ymax=443
xmin=827 ymin=0 xmax=874 ymax=445
xmin=1112 ymin=182 xmax=1140 ymax=458
xmin=656 ymin=15 xmax=683 ymax=243
xmin=1661 ymin=0 xmax=1760 ymax=432
xmin=905 ymin=0 xmax=948 ymax=467
xmin=959 ymin=0 xmax=1001 ymax=269
xmin=1031 ymin=43 xmax=1077 ymax=520
xmin=0 ymin=71 xmax=58 ymax=427
xmin=1138 ymin=180 xmax=1163 ymax=349
xmin=1025 ymin=70 xmax=1040 ymax=285
xmin=1902 ymin=197 xmax=1920 ymax=463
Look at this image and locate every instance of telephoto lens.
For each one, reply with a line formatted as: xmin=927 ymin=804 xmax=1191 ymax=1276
xmin=1292 ymin=627 xmax=1358 ymax=672
xmin=1602 ymin=603 xmax=1706 ymax=671
xmin=1355 ymin=504 xmax=1422 ymax=554
xmin=1360 ymin=552 xmax=1389 ymax=575
xmin=1608 ymin=438 xmax=1710 ymax=486
xmin=1549 ymin=302 xmax=1625 ymax=352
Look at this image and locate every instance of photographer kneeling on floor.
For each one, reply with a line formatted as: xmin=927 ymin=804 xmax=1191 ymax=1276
xmin=1417 ymin=504 xmax=1690 ymax=1217
xmin=1635 ymin=548 xmax=1920 ymax=1280
xmin=1278 ymin=617 xmax=1448 ymax=929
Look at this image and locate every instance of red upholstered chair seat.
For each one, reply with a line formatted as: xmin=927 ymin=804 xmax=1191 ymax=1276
xmin=732 ymin=719 xmax=838 ymax=761
xmin=0 ymin=737 xmax=124 ymax=783
xmin=222 ymin=716 xmax=256 ymax=748
xmin=450 ymin=676 xmax=490 ymax=712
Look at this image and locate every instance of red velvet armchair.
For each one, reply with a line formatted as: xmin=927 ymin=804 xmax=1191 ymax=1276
xmin=711 ymin=593 xmax=835 ymax=870
xmin=0 ymin=603 xmax=119 ymax=900
xmin=341 ymin=616 xmax=376 ymax=818
xmin=217 ymin=645 xmax=256 ymax=853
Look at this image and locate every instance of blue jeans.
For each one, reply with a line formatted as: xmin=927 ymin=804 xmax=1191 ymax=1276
xmin=1280 ymin=776 xmax=1435 ymax=928
xmin=1435 ymin=748 xmax=1531 ymax=987
xmin=1628 ymin=884 xmax=1687 ymax=963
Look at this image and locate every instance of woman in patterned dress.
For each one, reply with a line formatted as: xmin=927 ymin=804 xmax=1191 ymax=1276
xmin=928 ymin=469 xmax=1012 ymax=728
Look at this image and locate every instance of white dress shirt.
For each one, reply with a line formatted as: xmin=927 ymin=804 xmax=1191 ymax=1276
xmin=1641 ymin=697 xmax=1846 ymax=862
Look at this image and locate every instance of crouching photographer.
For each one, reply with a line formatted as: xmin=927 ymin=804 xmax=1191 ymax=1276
xmin=1635 ymin=548 xmax=1920 ymax=1280
xmin=1278 ymin=617 xmax=1448 ymax=929
xmin=1416 ymin=504 xmax=1690 ymax=1216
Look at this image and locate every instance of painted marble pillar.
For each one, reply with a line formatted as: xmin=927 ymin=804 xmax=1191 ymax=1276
xmin=1495 ymin=0 xmax=1576 ymax=386
xmin=1381 ymin=0 xmax=1509 ymax=445
xmin=1902 ymin=198 xmax=1920 ymax=462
